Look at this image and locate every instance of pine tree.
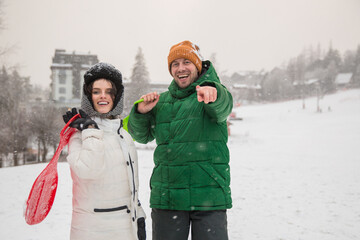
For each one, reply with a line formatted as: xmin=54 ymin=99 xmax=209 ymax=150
xmin=125 ymin=47 xmax=150 ymax=115
xmin=322 ymin=61 xmax=338 ymax=93
xmin=342 ymin=50 xmax=356 ymax=72
xmin=353 ymin=45 xmax=360 ymax=87
xmin=323 ymin=45 xmax=342 ymax=69
xmin=209 ymin=53 xmax=218 ymax=70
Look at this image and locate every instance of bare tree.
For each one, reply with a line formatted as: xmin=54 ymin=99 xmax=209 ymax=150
xmin=0 ymin=68 xmax=11 ymax=166
xmin=0 ymin=0 xmax=3 ymax=33
xmin=0 ymin=0 xmax=16 ymax=63
xmin=29 ymin=104 xmax=63 ymax=162
xmin=0 ymin=0 xmax=8 ymax=58
xmin=0 ymin=68 xmax=31 ymax=166
xmin=0 ymin=0 xmax=5 ymax=57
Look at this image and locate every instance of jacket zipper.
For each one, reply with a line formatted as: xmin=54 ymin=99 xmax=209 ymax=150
xmin=128 ymin=154 xmax=136 ymax=201
xmin=117 ymin=120 xmax=137 ymax=219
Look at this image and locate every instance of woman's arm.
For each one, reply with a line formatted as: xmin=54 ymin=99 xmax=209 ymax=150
xmin=67 ymin=129 xmax=106 ymax=179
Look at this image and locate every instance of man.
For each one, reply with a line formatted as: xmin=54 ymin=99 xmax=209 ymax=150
xmin=128 ymin=40 xmax=233 ymax=240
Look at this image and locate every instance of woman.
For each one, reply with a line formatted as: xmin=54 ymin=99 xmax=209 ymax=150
xmin=63 ymin=62 xmax=146 ymax=240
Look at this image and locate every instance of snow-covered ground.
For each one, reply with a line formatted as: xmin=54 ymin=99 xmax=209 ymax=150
xmin=1 ymin=89 xmax=360 ymax=240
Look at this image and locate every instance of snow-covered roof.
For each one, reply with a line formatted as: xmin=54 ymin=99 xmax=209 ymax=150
xmin=81 ymin=64 xmax=92 ymax=69
xmin=233 ymin=84 xmax=261 ymax=89
xmin=55 ymin=49 xmax=95 ymax=56
xmin=234 ymin=71 xmax=249 ymax=76
xmin=149 ymin=82 xmax=169 ymax=87
xmin=335 ymin=73 xmax=353 ymax=85
xmin=233 ymin=84 xmax=248 ymax=89
xmin=50 ymin=63 xmax=72 ymax=68
xmin=122 ymin=78 xmax=131 ymax=84
xmin=50 ymin=63 xmax=92 ymax=69
xmin=293 ymin=78 xmax=319 ymax=86
xmin=305 ymin=78 xmax=319 ymax=85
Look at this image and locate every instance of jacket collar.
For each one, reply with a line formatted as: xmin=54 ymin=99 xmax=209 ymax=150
xmin=168 ymin=61 xmax=218 ymax=99
xmin=93 ymin=117 xmax=121 ymax=133
xmin=81 ymin=88 xmax=124 ymax=118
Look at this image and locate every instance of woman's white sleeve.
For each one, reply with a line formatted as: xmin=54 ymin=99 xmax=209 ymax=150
xmin=67 ymin=129 xmax=105 ymax=179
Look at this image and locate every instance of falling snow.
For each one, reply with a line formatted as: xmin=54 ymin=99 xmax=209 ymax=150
xmin=0 ymin=89 xmax=359 ymax=239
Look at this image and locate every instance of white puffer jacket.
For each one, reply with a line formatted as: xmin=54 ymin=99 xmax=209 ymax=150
xmin=67 ymin=117 xmax=145 ymax=240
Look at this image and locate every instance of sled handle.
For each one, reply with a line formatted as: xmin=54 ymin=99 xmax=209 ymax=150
xmin=60 ymin=114 xmax=81 ymax=137
xmin=134 ymin=98 xmax=144 ymax=105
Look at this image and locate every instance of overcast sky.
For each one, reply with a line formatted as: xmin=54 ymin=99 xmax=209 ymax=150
xmin=1 ymin=0 xmax=360 ymax=88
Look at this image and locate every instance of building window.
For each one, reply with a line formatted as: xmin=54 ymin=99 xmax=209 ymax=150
xmin=59 ymin=87 xmax=66 ymax=94
xmin=59 ymin=69 xmax=66 ymax=84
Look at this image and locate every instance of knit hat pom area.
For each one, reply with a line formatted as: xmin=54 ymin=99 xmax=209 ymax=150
xmin=168 ymin=40 xmax=204 ymax=73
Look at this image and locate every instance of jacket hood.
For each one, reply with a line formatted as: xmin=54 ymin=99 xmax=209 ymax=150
xmin=81 ymin=92 xmax=124 ymax=118
xmin=81 ymin=62 xmax=124 ymax=118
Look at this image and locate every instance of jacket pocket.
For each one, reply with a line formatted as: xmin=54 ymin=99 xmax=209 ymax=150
xmin=198 ymin=163 xmax=232 ymax=205
xmin=198 ymin=163 xmax=226 ymax=188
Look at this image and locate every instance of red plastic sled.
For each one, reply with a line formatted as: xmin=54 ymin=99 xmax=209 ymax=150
xmin=24 ymin=114 xmax=80 ymax=225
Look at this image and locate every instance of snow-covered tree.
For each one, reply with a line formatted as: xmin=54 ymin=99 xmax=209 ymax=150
xmin=323 ymin=45 xmax=342 ymax=69
xmin=322 ymin=60 xmax=338 ymax=93
xmin=0 ymin=0 xmax=11 ymax=58
xmin=342 ymin=50 xmax=356 ymax=72
xmin=29 ymin=104 xmax=63 ymax=162
xmin=352 ymin=45 xmax=360 ymax=87
xmin=0 ymin=68 xmax=31 ymax=166
xmin=0 ymin=0 xmax=3 ymax=34
xmin=209 ymin=53 xmax=218 ymax=70
xmin=262 ymin=68 xmax=292 ymax=101
xmin=125 ymin=47 xmax=150 ymax=115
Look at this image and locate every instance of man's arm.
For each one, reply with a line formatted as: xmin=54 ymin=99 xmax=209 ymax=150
xmin=197 ymin=82 xmax=233 ymax=122
xmin=127 ymin=92 xmax=159 ymax=144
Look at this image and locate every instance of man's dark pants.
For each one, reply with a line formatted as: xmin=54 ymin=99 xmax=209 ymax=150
xmin=152 ymin=208 xmax=229 ymax=240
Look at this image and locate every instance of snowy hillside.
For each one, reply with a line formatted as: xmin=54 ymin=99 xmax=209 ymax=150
xmin=1 ymin=89 xmax=359 ymax=240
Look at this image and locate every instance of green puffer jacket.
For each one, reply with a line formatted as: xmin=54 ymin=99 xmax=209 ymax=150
xmin=128 ymin=61 xmax=233 ymax=211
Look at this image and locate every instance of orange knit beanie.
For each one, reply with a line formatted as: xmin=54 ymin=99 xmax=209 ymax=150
xmin=168 ymin=40 xmax=203 ymax=74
